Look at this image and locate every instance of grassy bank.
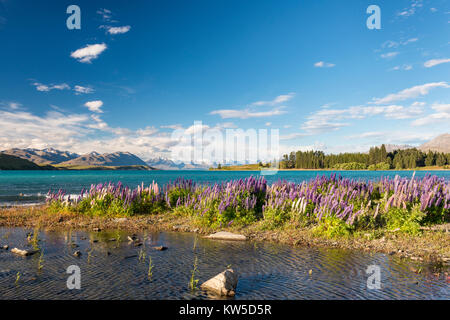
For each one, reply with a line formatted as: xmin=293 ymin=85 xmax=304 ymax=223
xmin=0 ymin=205 xmax=448 ymax=265
xmin=1 ymin=175 xmax=449 ymax=264
xmin=210 ymin=164 xmax=450 ymax=171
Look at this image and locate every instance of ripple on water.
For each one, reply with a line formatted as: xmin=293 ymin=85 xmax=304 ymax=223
xmin=0 ymin=227 xmax=448 ymax=300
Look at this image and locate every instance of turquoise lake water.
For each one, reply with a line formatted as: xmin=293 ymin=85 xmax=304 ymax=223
xmin=0 ymin=170 xmax=449 ymax=205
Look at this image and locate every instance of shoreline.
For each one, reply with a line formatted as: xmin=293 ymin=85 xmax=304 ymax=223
xmin=1 ymin=205 xmax=448 ymax=267
xmin=211 ymin=168 xmax=450 ymax=172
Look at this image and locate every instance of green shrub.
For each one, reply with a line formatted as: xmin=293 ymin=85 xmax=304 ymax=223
xmin=368 ymin=162 xmax=391 ymax=170
xmin=312 ymin=216 xmax=354 ymax=238
xmin=384 ymin=205 xmax=425 ymax=235
xmin=263 ymin=206 xmax=291 ymax=228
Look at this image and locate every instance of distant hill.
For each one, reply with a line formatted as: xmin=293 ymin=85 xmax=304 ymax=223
xmin=2 ymin=148 xmax=79 ymax=165
xmin=146 ymin=157 xmax=209 ymax=170
xmin=419 ymin=133 xmax=450 ymax=153
xmin=59 ymin=151 xmax=150 ymax=167
xmin=383 ymin=144 xmax=414 ymax=153
xmin=146 ymin=157 xmax=185 ymax=170
xmin=0 ymin=153 xmax=56 ymax=170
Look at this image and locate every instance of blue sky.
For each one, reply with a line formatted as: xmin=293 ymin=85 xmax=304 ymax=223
xmin=0 ymin=0 xmax=449 ymax=162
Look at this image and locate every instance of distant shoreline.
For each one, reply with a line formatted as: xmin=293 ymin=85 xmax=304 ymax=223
xmin=210 ymin=167 xmax=450 ymax=172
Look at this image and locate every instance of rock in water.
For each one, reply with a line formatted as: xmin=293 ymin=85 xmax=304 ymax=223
xmin=201 ymin=269 xmax=238 ymax=297
xmin=152 ymin=246 xmax=167 ymax=251
xmin=11 ymin=248 xmax=38 ymax=256
xmin=206 ymin=231 xmax=246 ymax=241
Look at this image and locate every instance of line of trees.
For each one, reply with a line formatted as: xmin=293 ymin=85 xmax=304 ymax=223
xmin=279 ymin=145 xmax=450 ymax=170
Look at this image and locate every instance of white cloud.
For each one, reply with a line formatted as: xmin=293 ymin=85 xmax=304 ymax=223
xmin=299 ymin=101 xmax=426 ymax=135
xmin=411 ymin=103 xmax=450 ymax=126
xmin=74 ymin=85 xmax=94 ymax=94
xmin=390 ymin=64 xmax=413 ymax=71
xmin=424 ymin=58 xmax=450 ymax=68
xmin=161 ymin=124 xmax=183 ymax=130
xmin=280 ymin=132 xmax=309 ymax=140
xmin=380 ymin=52 xmax=399 ymax=59
xmin=210 ymin=107 xmax=287 ymax=119
xmin=371 ymin=82 xmax=450 ymax=105
xmin=70 ymin=43 xmax=107 ymax=63
xmin=301 ymin=118 xmax=349 ymax=134
xmin=84 ymin=100 xmax=103 ymax=113
xmin=252 ymin=93 xmax=295 ymax=106
xmin=97 ymin=8 xmax=113 ymax=21
xmin=136 ymin=126 xmax=158 ymax=136
xmin=314 ymin=61 xmax=335 ymax=68
xmin=107 ymin=26 xmax=131 ymax=34
xmin=0 ymin=108 xmax=179 ymax=159
xmin=397 ymin=0 xmax=423 ymax=17
xmin=0 ymin=101 xmax=22 ymax=110
xmin=32 ymin=82 xmax=70 ymax=92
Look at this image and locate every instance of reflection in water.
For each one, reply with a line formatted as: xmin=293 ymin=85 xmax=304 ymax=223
xmin=0 ymin=227 xmax=448 ymax=300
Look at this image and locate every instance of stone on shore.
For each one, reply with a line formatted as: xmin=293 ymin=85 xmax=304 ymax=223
xmin=152 ymin=246 xmax=167 ymax=251
xmin=11 ymin=248 xmax=38 ymax=256
xmin=206 ymin=231 xmax=246 ymax=241
xmin=200 ymin=269 xmax=238 ymax=297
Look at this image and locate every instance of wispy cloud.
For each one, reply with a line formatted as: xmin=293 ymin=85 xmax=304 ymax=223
xmin=210 ymin=107 xmax=287 ymax=119
xmin=84 ymin=100 xmax=103 ymax=113
xmin=0 ymin=101 xmax=22 ymax=110
xmin=160 ymin=124 xmax=183 ymax=130
xmin=32 ymin=82 xmax=70 ymax=92
xmin=412 ymin=103 xmax=450 ymax=126
xmin=280 ymin=132 xmax=309 ymax=140
xmin=74 ymin=85 xmax=94 ymax=94
xmin=97 ymin=8 xmax=113 ymax=22
xmin=251 ymin=93 xmax=295 ymax=106
xmin=371 ymin=82 xmax=449 ymax=105
xmin=106 ymin=25 xmax=131 ymax=35
xmin=380 ymin=52 xmax=399 ymax=59
xmin=314 ymin=61 xmax=335 ymax=68
xmin=397 ymin=0 xmax=423 ymax=17
xmin=301 ymin=118 xmax=348 ymax=134
xmin=70 ymin=43 xmax=107 ymax=63
xmin=390 ymin=64 xmax=413 ymax=71
xmin=381 ymin=38 xmax=418 ymax=49
xmin=424 ymin=58 xmax=450 ymax=68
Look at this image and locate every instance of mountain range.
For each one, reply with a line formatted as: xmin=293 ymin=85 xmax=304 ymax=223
xmin=1 ymin=149 xmax=152 ymax=169
xmin=378 ymin=134 xmax=450 ymax=153
xmin=1 ymin=148 xmax=79 ymax=165
xmin=1 ymin=133 xmax=449 ymax=170
xmin=418 ymin=133 xmax=450 ymax=153
xmin=146 ymin=157 xmax=210 ymax=170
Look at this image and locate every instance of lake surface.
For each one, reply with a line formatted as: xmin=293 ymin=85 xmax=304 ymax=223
xmin=1 ymin=170 xmax=449 ymax=206
xmin=0 ymin=227 xmax=448 ymax=300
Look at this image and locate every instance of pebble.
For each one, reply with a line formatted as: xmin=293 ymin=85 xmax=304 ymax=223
xmin=73 ymin=251 xmax=81 ymax=257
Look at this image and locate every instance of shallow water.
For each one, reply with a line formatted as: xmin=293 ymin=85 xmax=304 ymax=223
xmin=1 ymin=170 xmax=449 ymax=206
xmin=0 ymin=227 xmax=448 ymax=300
